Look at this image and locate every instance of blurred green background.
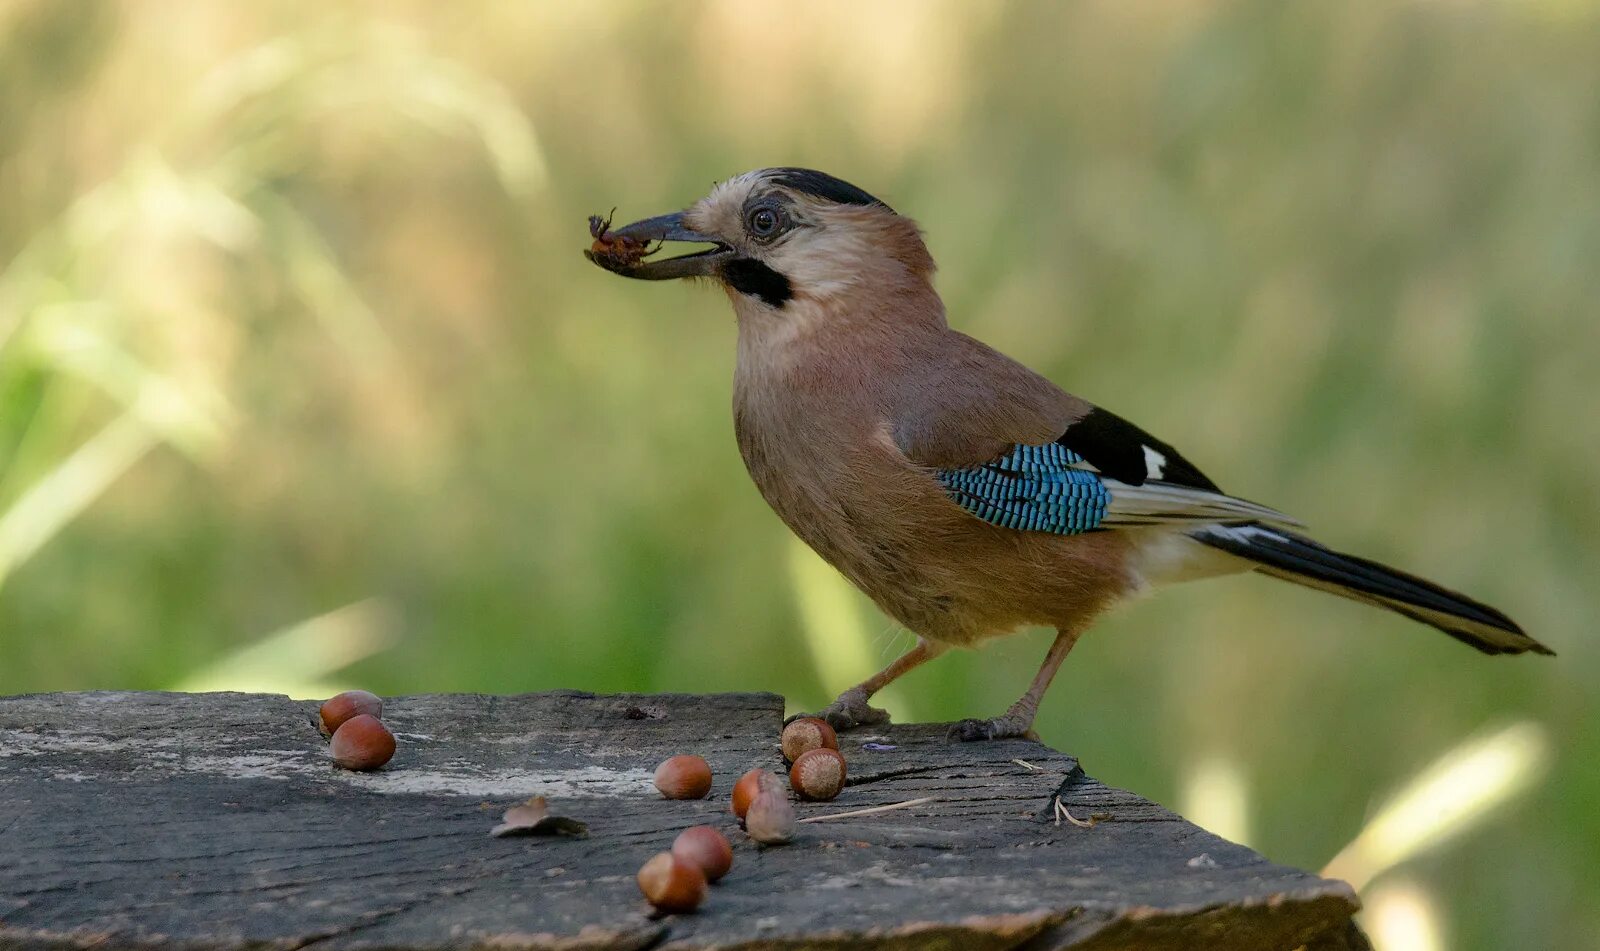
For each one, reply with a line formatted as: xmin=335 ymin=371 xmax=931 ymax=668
xmin=1 ymin=1 xmax=1596 ymax=946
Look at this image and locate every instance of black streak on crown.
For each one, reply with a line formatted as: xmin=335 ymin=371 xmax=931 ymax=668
xmin=723 ymin=258 xmax=793 ymax=307
xmin=769 ymin=168 xmax=891 ymax=212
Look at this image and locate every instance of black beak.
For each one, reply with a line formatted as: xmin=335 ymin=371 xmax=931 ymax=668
xmin=585 ymin=211 xmax=733 ymax=280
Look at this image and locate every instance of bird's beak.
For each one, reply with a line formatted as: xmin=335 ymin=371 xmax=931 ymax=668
xmin=585 ymin=211 xmax=734 ymax=280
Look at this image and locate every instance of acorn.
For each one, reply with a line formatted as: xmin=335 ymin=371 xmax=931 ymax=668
xmin=653 ymin=755 xmax=713 ymax=800
xmin=780 ymin=717 xmax=838 ymax=763
xmin=319 ymin=690 xmax=383 ymax=735
xmin=329 ymin=714 xmax=395 ymax=771
xmin=744 ymin=786 xmax=796 ymax=844
xmin=636 ymin=852 xmax=707 ymax=913
xmin=789 ymin=747 xmax=847 ymax=801
xmin=672 ymin=825 xmax=734 ymax=883
xmin=730 ymin=767 xmax=767 ymax=821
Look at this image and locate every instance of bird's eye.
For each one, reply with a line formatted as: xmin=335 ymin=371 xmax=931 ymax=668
xmin=747 ymin=206 xmax=784 ymax=239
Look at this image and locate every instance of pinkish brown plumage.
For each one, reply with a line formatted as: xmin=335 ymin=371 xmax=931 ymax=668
xmin=588 ymin=167 xmax=1550 ymax=740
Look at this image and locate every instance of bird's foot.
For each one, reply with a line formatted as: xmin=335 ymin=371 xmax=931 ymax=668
xmin=949 ymin=710 xmax=1039 ymax=742
xmin=796 ymin=688 xmax=892 ymax=732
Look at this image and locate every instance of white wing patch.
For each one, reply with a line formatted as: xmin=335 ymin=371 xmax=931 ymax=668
xmin=1141 ymin=444 xmax=1168 ymax=480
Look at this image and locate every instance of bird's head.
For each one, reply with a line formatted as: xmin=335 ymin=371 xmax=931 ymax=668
xmin=587 ymin=168 xmax=935 ymax=317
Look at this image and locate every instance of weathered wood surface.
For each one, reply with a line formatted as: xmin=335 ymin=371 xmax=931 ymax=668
xmin=0 ymin=691 xmax=1366 ymax=950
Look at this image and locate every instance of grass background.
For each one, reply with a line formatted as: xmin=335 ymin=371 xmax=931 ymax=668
xmin=1 ymin=2 xmax=1596 ymax=946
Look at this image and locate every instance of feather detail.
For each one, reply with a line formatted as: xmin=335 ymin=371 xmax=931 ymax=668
xmin=935 ymin=442 xmax=1298 ymax=536
xmin=1056 ymin=406 xmax=1220 ymax=491
xmin=936 ymin=445 xmax=1110 ymax=535
xmin=1098 ymin=480 xmax=1304 ymax=529
xmin=1190 ymin=523 xmax=1552 ymax=656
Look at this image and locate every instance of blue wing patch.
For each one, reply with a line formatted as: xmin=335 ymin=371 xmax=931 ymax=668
xmin=935 ymin=443 xmax=1111 ymax=535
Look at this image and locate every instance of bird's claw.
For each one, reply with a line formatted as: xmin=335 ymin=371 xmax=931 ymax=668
xmin=949 ymin=714 xmax=1039 ymax=742
xmin=795 ymin=688 xmax=892 ymax=732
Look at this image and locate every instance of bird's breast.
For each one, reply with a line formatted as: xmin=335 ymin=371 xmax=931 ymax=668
xmin=732 ymin=385 xmax=897 ymax=544
xmin=731 ymin=382 xmax=984 ymax=639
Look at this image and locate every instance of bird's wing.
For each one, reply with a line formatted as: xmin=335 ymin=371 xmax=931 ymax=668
xmin=932 ymin=439 xmax=1300 ymax=536
xmin=894 ymin=335 xmax=1298 ymax=537
xmin=1050 ymin=404 xmax=1219 ymax=491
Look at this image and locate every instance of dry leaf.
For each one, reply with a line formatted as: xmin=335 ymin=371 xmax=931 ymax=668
xmin=490 ymin=796 xmax=589 ymax=838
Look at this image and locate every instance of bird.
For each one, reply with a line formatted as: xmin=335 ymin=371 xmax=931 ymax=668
xmin=586 ymin=167 xmax=1552 ymax=741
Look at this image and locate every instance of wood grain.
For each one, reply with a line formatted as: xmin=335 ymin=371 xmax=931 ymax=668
xmin=0 ymin=691 xmax=1367 ymax=950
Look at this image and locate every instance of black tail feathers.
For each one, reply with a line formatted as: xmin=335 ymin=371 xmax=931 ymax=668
xmin=1190 ymin=523 xmax=1553 ymax=657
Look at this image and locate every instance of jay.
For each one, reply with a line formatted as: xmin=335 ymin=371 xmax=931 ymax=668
xmin=587 ymin=167 xmax=1551 ymax=741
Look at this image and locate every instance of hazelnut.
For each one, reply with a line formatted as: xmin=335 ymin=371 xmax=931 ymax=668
xmin=780 ymin=717 xmax=838 ymax=762
xmin=672 ymin=825 xmax=733 ymax=882
xmin=789 ymin=747 xmax=847 ymax=801
xmin=744 ymin=787 xmax=796 ymax=844
xmin=730 ymin=767 xmax=767 ymax=820
xmin=636 ymin=852 xmax=707 ymax=913
xmin=653 ymin=755 xmax=712 ymax=800
xmin=329 ymin=714 xmax=395 ymax=771
xmin=319 ymin=690 xmax=383 ymax=735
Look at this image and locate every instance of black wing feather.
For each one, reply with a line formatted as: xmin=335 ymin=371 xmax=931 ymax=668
xmin=1055 ymin=406 xmax=1220 ymax=492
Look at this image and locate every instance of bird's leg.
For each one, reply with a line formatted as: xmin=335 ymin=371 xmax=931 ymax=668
xmin=804 ymin=639 xmax=948 ymax=732
xmin=951 ymin=626 xmax=1082 ymax=742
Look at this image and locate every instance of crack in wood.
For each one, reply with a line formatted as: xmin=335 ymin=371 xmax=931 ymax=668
xmin=287 ymin=885 xmax=479 ymax=951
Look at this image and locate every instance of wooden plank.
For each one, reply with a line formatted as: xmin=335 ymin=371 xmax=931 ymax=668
xmin=0 ymin=691 xmax=1366 ymax=950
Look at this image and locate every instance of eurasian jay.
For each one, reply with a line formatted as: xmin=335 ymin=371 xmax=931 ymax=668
xmin=587 ymin=167 xmax=1551 ymax=741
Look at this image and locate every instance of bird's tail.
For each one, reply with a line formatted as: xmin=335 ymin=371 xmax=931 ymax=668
xmin=1189 ymin=523 xmax=1553 ymax=656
